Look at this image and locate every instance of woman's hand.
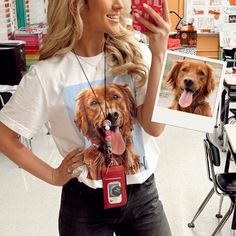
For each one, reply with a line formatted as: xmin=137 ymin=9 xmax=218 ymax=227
xmin=51 ymin=148 xmax=84 ymax=186
xmin=134 ymin=0 xmax=171 ymax=56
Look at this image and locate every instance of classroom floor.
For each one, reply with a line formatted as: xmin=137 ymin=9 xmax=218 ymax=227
xmin=0 ymin=124 xmax=234 ymax=236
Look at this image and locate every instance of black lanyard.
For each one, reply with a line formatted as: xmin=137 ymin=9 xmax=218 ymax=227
xmin=73 ymin=49 xmax=113 ymax=160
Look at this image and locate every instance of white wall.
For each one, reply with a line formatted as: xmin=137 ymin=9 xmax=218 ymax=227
xmin=28 ymin=0 xmax=47 ymax=24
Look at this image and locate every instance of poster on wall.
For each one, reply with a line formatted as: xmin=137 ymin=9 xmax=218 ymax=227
xmin=185 ymin=0 xmax=236 ymax=32
xmin=0 ymin=0 xmax=17 ymax=40
xmin=152 ymin=50 xmax=226 ymax=133
xmin=28 ymin=0 xmax=47 ymax=24
xmin=220 ymin=30 xmax=236 ymax=47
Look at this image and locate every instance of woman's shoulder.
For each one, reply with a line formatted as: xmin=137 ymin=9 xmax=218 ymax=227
xmin=34 ymin=51 xmax=74 ymax=70
xmin=25 ymin=51 xmax=75 ymax=84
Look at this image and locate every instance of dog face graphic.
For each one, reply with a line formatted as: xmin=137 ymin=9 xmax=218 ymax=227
xmin=74 ymin=83 xmax=140 ymax=179
xmin=166 ymin=60 xmax=216 ymax=116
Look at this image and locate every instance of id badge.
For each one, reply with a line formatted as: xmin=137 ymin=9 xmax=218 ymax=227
xmin=102 ymin=165 xmax=127 ymax=209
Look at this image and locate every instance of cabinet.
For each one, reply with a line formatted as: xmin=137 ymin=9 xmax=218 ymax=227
xmin=0 ymin=42 xmax=26 ymax=85
xmin=196 ymin=33 xmax=220 ymax=59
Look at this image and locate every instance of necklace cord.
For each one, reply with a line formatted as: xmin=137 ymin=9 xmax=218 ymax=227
xmin=73 ymin=49 xmax=107 ymax=119
xmin=104 ymin=52 xmax=108 ymax=116
xmin=73 ymin=49 xmax=115 ymax=163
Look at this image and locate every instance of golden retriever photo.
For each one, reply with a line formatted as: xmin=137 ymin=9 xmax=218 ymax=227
xmin=166 ymin=60 xmax=216 ymax=117
xmin=152 ymin=51 xmax=226 ymax=133
xmin=74 ymin=83 xmax=140 ymax=180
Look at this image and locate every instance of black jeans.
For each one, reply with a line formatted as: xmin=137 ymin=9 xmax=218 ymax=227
xmin=59 ymin=174 xmax=172 ymax=236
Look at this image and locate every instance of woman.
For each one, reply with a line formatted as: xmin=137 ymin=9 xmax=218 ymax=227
xmin=0 ymin=0 xmax=171 ymax=235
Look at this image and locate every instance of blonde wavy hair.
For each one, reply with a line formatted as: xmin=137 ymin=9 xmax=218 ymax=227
xmin=39 ymin=0 xmax=148 ymax=87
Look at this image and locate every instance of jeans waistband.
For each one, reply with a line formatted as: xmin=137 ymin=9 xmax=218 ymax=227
xmin=63 ymin=174 xmax=154 ymax=193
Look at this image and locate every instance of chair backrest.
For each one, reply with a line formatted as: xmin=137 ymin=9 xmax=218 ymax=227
xmin=0 ymin=92 xmax=12 ymax=110
xmin=222 ymin=48 xmax=236 ymax=68
xmin=206 ymin=133 xmax=221 ymax=166
xmin=223 ymin=48 xmax=236 ymax=59
xmin=204 ymin=133 xmax=221 ymax=182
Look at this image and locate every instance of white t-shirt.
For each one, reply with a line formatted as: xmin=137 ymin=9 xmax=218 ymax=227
xmin=0 ymin=42 xmax=160 ymax=188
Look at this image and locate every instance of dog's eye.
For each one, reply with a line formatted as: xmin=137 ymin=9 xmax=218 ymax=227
xmin=181 ymin=67 xmax=188 ymax=72
xmin=113 ymin=95 xmax=120 ymax=100
xmin=90 ymin=100 xmax=99 ymax=106
xmin=197 ymin=71 xmax=205 ymax=77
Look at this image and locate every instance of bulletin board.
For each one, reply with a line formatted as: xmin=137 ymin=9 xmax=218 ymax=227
xmin=219 ymin=28 xmax=236 ymax=47
xmin=28 ymin=0 xmax=47 ymax=24
xmin=185 ymin=0 xmax=236 ymax=33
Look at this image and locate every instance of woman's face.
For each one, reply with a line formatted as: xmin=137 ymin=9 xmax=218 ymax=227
xmin=82 ymin=0 xmax=124 ymax=36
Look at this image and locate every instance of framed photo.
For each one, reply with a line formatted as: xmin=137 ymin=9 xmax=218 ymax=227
xmin=152 ymin=50 xmax=226 ymax=133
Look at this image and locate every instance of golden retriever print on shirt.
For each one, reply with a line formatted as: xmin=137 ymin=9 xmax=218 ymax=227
xmin=74 ymin=83 xmax=140 ymax=180
xmin=166 ymin=60 xmax=216 ymax=117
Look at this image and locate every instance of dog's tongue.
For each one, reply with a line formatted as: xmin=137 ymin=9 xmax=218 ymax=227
xmin=111 ymin=127 xmax=126 ymax=155
xmin=179 ymin=90 xmax=194 ymax=108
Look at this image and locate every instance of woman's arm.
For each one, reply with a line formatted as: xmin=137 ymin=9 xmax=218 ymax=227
xmin=0 ymin=121 xmax=82 ymax=186
xmin=137 ymin=55 xmax=166 ymax=137
xmin=136 ymin=0 xmax=171 ymax=136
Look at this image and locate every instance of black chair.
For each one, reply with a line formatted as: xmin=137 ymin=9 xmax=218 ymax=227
xmin=218 ymin=79 xmax=236 ymax=145
xmin=188 ymin=133 xmax=236 ymax=236
xmin=222 ymin=48 xmax=236 ymax=68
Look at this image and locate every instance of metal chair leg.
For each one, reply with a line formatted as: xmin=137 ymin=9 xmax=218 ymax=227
xmin=18 ymin=136 xmax=32 ymax=150
xmin=231 ymin=203 xmax=236 ymax=230
xmin=18 ymin=135 xmax=23 ymax=143
xmin=212 ymin=202 xmax=235 ymax=236
xmin=219 ymin=89 xmax=227 ymax=141
xmin=25 ymin=138 xmax=32 ymax=151
xmin=216 ymin=195 xmax=224 ymax=218
xmin=188 ymin=187 xmax=215 ymax=228
xmin=231 ymin=230 xmax=236 ymax=236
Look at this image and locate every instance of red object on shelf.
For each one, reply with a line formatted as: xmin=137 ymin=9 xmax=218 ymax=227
xmin=168 ymin=38 xmax=181 ymax=49
xmin=229 ymin=0 xmax=236 ymax=5
xmin=15 ymin=32 xmax=42 ymax=47
xmin=194 ymin=9 xmax=204 ymax=15
xmin=201 ymin=29 xmax=211 ymax=33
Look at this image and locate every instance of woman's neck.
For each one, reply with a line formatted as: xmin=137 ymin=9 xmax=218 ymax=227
xmin=73 ymin=35 xmax=105 ymax=57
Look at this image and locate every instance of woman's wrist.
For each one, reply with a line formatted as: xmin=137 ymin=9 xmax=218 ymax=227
xmin=151 ymin=53 xmax=165 ymax=63
xmin=50 ymin=167 xmax=62 ymax=186
xmin=51 ymin=168 xmax=57 ymax=185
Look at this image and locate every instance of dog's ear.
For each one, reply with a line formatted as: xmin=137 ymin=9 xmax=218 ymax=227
xmin=114 ymin=83 xmax=136 ymax=119
xmin=166 ymin=61 xmax=183 ymax=88
xmin=121 ymin=84 xmax=137 ymax=119
xmin=206 ymin=64 xmax=216 ymax=95
xmin=116 ymin=84 xmax=136 ymax=133
xmin=74 ymin=92 xmax=89 ymax=135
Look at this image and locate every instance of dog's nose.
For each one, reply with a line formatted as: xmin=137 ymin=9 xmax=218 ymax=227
xmin=107 ymin=112 xmax=119 ymax=123
xmin=184 ymin=78 xmax=194 ymax=87
xmin=113 ymin=112 xmax=119 ymax=120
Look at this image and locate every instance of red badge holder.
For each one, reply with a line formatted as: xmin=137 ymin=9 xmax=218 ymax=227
xmin=102 ymin=165 xmax=127 ymax=209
